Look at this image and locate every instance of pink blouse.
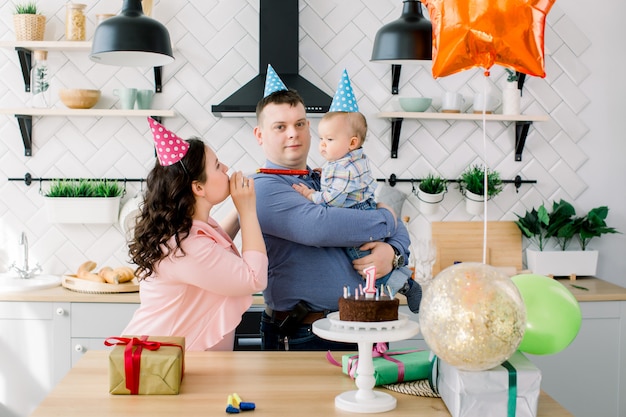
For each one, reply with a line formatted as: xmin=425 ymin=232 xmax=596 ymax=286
xmin=123 ymin=218 xmax=268 ymax=351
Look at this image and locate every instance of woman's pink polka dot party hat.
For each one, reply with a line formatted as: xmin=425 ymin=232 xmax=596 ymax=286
xmin=147 ymin=117 xmax=189 ymax=166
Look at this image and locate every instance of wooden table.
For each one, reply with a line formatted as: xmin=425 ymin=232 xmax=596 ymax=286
xmin=31 ymin=351 xmax=573 ymax=416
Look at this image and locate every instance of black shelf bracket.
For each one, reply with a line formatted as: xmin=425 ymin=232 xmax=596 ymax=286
xmin=154 ymin=66 xmax=163 ymax=93
xmin=391 ymin=64 xmax=401 ymax=95
xmin=517 ymin=71 xmax=527 ymax=95
xmin=390 ymin=118 xmax=403 ymax=159
xmin=15 ymin=114 xmax=33 ymax=156
xmin=16 ymin=47 xmax=33 ymax=92
xmin=515 ymin=121 xmax=533 ymax=161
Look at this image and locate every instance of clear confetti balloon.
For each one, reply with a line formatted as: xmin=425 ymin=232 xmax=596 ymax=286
xmin=420 ymin=263 xmax=526 ymax=371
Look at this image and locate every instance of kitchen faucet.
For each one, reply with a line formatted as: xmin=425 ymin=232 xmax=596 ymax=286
xmin=10 ymin=232 xmax=42 ymax=278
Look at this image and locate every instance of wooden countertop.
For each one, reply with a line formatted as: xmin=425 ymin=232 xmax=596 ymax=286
xmin=30 ymin=350 xmax=573 ymax=417
xmin=2 ymin=277 xmax=624 ymax=304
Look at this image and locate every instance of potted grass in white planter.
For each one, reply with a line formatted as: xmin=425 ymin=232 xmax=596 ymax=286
xmin=44 ymin=179 xmax=123 ymax=224
xmin=416 ymin=173 xmax=447 ymax=214
xmin=458 ymin=164 xmax=503 ymax=215
xmin=515 ymin=199 xmax=619 ymax=277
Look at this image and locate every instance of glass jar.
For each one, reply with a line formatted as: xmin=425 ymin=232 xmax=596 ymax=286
xmin=31 ymin=50 xmax=50 ymax=108
xmin=96 ymin=13 xmax=115 ymax=26
xmin=65 ymin=3 xmax=87 ymax=41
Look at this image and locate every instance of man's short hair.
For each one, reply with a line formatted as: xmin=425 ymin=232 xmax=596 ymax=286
xmin=256 ymin=89 xmax=305 ymax=120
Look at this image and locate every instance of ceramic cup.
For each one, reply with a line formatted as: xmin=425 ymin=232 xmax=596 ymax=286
xmin=113 ymin=88 xmax=137 ymax=110
xmin=441 ymin=92 xmax=464 ymax=113
xmin=473 ymin=92 xmax=501 ymax=113
xmin=136 ymin=89 xmax=154 ymax=110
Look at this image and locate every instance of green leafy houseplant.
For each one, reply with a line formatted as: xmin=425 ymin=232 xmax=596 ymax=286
xmin=572 ymin=206 xmax=620 ymax=250
xmin=419 ymin=173 xmax=447 ymax=194
xmin=515 ymin=199 xmax=619 ymax=251
xmin=458 ymin=164 xmax=503 ymax=198
xmin=505 ymin=68 xmax=519 ymax=82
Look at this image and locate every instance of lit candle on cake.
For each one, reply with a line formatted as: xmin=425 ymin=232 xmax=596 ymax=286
xmin=363 ymin=266 xmax=377 ymax=298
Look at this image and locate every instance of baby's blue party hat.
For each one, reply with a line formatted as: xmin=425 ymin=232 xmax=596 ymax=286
xmin=329 ymin=69 xmax=358 ymax=112
xmin=263 ymin=64 xmax=288 ymax=97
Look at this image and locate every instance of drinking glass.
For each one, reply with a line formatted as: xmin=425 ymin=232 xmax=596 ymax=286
xmin=414 ymin=239 xmax=437 ymax=287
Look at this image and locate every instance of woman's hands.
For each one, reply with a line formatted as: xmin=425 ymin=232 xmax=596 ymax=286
xmin=229 ymin=171 xmax=266 ymax=255
xmin=230 ymin=171 xmax=256 ymax=214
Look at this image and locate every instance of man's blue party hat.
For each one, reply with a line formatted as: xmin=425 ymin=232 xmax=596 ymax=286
xmin=263 ymin=64 xmax=288 ymax=97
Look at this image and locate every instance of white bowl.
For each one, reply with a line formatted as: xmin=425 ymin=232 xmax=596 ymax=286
xmin=399 ymin=97 xmax=432 ymax=112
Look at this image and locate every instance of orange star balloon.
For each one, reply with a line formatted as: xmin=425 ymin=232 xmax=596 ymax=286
xmin=422 ymin=0 xmax=556 ymax=78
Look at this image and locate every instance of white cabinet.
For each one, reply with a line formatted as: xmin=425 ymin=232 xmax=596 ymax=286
xmin=0 ymin=300 xmax=138 ymax=417
xmin=0 ymin=301 xmax=68 ymax=417
xmin=70 ymin=303 xmax=139 ymax=366
xmin=528 ymin=300 xmax=626 ymax=417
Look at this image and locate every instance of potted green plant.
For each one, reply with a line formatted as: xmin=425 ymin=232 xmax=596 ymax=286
xmin=44 ymin=179 xmax=124 ymax=224
xmin=515 ymin=199 xmax=619 ymax=277
xmin=458 ymin=164 xmax=503 ymax=215
xmin=13 ymin=1 xmax=46 ymax=41
xmin=416 ymin=173 xmax=447 ymax=214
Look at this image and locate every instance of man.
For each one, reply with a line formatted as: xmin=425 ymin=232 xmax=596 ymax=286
xmin=252 ymin=82 xmax=411 ymax=350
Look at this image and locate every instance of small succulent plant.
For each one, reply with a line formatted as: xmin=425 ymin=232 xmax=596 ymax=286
xmin=14 ymin=1 xmax=40 ymax=14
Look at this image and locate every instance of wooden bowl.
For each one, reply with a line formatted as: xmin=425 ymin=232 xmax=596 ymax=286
xmin=58 ymin=89 xmax=101 ymax=109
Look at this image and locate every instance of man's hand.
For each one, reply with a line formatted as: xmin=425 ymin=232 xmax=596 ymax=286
xmin=352 ymin=241 xmax=394 ymax=279
xmin=293 ymin=183 xmax=315 ymax=200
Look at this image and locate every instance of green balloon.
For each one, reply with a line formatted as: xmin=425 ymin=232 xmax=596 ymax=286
xmin=511 ymin=273 xmax=582 ymax=355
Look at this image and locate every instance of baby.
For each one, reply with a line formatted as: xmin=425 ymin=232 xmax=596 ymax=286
xmin=293 ymin=110 xmax=421 ymax=313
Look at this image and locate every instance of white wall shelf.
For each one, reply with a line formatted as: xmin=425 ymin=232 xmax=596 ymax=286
xmin=376 ymin=111 xmax=550 ymax=161
xmin=0 ymin=41 xmax=175 ymax=156
xmin=0 ymin=40 xmax=167 ymax=93
xmin=0 ymin=108 xmax=175 ymax=117
xmin=0 ymin=109 xmax=175 ymax=156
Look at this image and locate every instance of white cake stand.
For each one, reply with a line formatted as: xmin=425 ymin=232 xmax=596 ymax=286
xmin=312 ymin=313 xmax=420 ymax=413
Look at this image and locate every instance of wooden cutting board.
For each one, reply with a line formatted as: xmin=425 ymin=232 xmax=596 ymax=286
xmin=62 ymin=275 xmax=139 ymax=294
xmin=431 ymin=221 xmax=522 ymax=275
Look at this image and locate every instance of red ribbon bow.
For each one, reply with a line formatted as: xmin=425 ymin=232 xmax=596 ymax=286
xmin=104 ymin=336 xmax=185 ymax=395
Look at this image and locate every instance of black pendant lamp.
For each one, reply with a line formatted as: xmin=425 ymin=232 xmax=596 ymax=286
xmin=90 ymin=0 xmax=174 ymax=67
xmin=371 ymin=0 xmax=432 ymax=62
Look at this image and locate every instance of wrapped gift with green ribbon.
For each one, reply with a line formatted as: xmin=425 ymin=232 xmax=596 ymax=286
xmin=433 ymin=351 xmax=541 ymax=417
xmin=336 ymin=344 xmax=431 ymax=386
xmin=106 ymin=335 xmax=185 ymax=395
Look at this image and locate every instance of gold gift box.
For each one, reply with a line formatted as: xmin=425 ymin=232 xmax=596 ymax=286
xmin=108 ymin=335 xmax=185 ymax=395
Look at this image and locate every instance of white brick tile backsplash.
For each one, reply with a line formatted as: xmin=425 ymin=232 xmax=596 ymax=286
xmin=0 ymin=0 xmax=611 ymax=276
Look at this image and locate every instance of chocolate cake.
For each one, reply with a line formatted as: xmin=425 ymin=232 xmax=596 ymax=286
xmin=338 ymin=295 xmax=399 ymax=322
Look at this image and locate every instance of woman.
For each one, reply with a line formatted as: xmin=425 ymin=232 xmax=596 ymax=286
xmin=123 ymin=118 xmax=267 ymax=351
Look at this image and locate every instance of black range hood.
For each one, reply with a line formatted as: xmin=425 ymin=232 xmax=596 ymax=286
xmin=211 ymin=0 xmax=332 ymax=117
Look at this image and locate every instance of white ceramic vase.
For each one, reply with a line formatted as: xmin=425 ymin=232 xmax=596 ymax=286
xmin=502 ymin=82 xmax=521 ymax=115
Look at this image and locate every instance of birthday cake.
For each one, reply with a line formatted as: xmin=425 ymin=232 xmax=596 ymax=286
xmin=338 ymin=295 xmax=399 ymax=322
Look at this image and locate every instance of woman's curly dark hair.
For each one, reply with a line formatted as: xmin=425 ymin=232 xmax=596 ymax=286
xmin=129 ymin=138 xmax=207 ymax=280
